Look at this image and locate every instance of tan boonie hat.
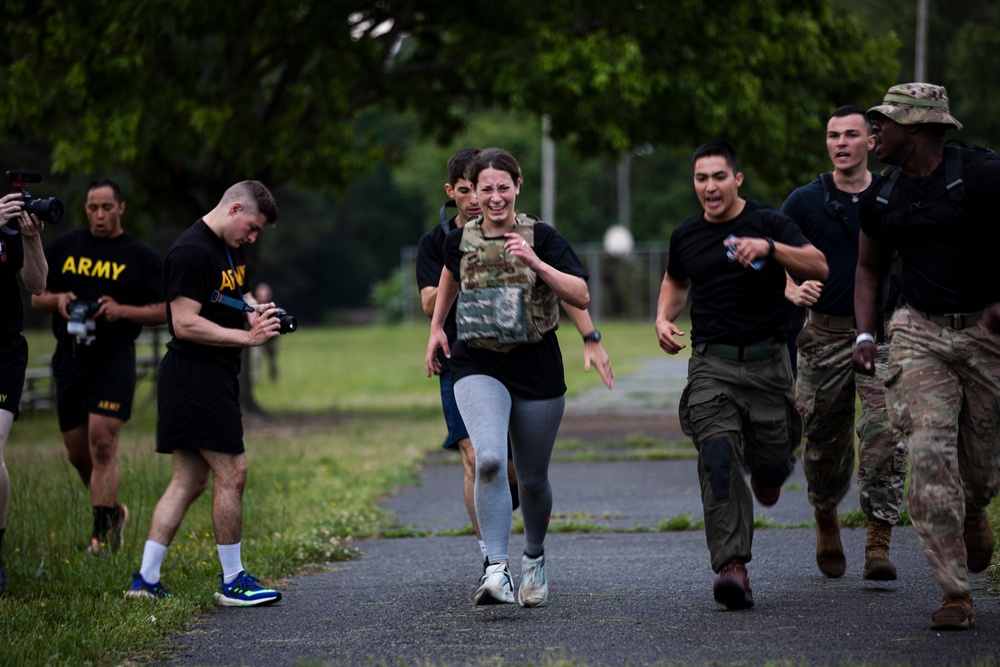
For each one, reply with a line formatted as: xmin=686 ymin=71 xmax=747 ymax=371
xmin=867 ymin=82 xmax=963 ymax=130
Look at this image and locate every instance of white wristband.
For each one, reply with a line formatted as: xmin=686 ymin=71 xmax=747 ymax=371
xmin=856 ymin=333 xmax=876 ymax=346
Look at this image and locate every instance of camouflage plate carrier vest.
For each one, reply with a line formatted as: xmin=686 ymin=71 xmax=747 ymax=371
xmin=456 ymin=213 xmax=560 ymax=352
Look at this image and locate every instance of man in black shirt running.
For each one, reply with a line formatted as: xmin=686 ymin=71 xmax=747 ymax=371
xmin=656 ymin=140 xmax=827 ymax=610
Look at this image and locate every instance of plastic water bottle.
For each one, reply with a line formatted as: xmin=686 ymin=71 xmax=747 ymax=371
xmin=725 ymin=234 xmax=765 ymax=270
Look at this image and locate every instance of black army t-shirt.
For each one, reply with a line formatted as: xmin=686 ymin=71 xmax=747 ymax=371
xmin=0 ymin=230 xmax=26 ymax=333
xmin=163 ymin=220 xmax=247 ymax=374
xmin=859 ymin=149 xmax=1000 ymax=313
xmin=416 ymin=211 xmax=460 ymax=371
xmin=443 ymin=221 xmax=588 ymax=401
xmin=667 ymin=200 xmax=812 ymax=346
xmin=44 ymin=227 xmax=164 ymax=347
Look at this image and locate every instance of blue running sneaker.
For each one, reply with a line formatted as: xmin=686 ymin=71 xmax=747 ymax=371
xmin=214 ymin=571 xmax=282 ymax=607
xmin=125 ymin=572 xmax=172 ymax=600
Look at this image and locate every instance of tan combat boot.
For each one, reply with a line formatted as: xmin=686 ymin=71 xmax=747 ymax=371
xmin=814 ymin=507 xmax=846 ymax=578
xmin=862 ymin=520 xmax=897 ymax=580
xmin=930 ymin=593 xmax=974 ymax=630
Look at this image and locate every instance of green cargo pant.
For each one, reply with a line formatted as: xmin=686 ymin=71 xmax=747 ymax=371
xmin=679 ymin=344 xmax=800 ymax=573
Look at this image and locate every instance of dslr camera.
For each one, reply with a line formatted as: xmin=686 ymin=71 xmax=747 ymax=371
xmin=4 ymin=171 xmax=65 ymax=229
xmin=272 ymin=308 xmax=297 ymax=335
xmin=66 ymin=299 xmax=101 ymax=345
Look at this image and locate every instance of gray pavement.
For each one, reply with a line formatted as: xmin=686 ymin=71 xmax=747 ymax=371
xmin=165 ymin=357 xmax=1000 ymax=667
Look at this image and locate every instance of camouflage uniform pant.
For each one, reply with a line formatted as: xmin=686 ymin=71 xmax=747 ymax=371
xmin=886 ymin=307 xmax=1000 ymax=598
xmin=679 ymin=344 xmax=800 ymax=572
xmin=795 ymin=322 xmax=907 ymax=522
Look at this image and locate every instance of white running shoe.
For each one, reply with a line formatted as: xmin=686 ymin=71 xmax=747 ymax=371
xmin=475 ymin=562 xmax=514 ymax=605
xmin=517 ymin=553 xmax=548 ymax=607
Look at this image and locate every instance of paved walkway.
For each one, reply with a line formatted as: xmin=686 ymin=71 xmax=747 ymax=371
xmin=165 ymin=357 xmax=1000 ymax=667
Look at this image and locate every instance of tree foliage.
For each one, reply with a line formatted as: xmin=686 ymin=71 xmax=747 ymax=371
xmin=1 ymin=0 xmax=898 ymax=216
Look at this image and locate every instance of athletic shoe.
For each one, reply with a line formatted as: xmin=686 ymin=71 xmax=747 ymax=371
xmin=475 ymin=562 xmax=514 ymax=605
xmin=517 ymin=553 xmax=548 ymax=607
xmin=125 ymin=572 xmax=172 ymax=600
xmin=110 ymin=504 xmax=130 ymax=552
xmin=482 ymin=555 xmax=490 ymax=576
xmin=0 ymin=560 xmax=7 ymax=595
xmin=214 ymin=571 xmax=282 ymax=607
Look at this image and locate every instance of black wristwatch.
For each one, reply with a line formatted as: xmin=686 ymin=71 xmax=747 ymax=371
xmin=583 ymin=329 xmax=602 ymax=343
xmin=765 ymin=236 xmax=776 ymax=258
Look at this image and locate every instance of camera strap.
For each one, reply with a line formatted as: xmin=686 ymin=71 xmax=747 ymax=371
xmin=209 ymin=246 xmax=253 ymax=313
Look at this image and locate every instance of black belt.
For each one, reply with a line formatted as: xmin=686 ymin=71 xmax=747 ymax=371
xmin=701 ymin=342 xmax=779 ymax=362
xmin=913 ymin=308 xmax=983 ymax=330
xmin=807 ymin=311 xmax=855 ymax=330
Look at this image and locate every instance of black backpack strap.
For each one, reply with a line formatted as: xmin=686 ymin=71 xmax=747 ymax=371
xmin=439 ymin=200 xmax=457 ymax=231
xmin=874 ymin=169 xmax=901 ymax=212
xmin=944 ymin=145 xmax=966 ymax=203
xmin=819 ymin=172 xmax=847 ymax=224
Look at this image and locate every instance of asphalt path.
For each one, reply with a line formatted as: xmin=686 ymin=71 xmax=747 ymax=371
xmin=164 ymin=358 xmax=1000 ymax=667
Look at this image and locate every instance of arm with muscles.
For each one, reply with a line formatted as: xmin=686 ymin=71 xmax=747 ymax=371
xmin=419 ymin=286 xmax=437 ymax=319
xmin=16 ymin=212 xmax=48 ymax=295
xmin=561 ymin=302 xmax=613 ymax=389
xmin=728 ymin=236 xmax=829 ymax=281
xmin=425 ymin=267 xmax=458 ymax=377
xmin=655 ymin=272 xmax=691 ymax=355
xmin=170 ymin=294 xmax=280 ymax=347
xmin=851 ymin=231 xmax=893 ymax=375
xmin=503 ymin=232 xmax=589 ymax=309
xmin=785 ymin=271 xmax=823 ymax=308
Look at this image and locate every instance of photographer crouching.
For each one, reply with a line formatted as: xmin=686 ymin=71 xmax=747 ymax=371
xmin=0 ymin=191 xmax=48 ymax=593
xmin=31 ymin=178 xmax=166 ymax=555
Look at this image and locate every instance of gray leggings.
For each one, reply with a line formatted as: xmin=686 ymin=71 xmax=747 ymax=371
xmin=454 ymin=374 xmax=565 ymax=564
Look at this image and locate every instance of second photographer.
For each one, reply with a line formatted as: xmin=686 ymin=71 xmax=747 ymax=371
xmin=31 ymin=178 xmax=166 ymax=555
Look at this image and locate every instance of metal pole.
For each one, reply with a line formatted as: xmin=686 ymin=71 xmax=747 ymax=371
xmin=915 ymin=0 xmax=928 ymax=81
xmin=542 ymin=115 xmax=556 ymax=227
xmin=617 ymin=154 xmax=631 ymax=229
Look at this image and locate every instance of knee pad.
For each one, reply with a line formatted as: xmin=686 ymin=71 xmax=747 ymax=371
xmin=702 ymin=437 xmax=733 ymax=502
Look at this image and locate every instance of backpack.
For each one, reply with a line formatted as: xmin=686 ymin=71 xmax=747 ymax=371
xmin=455 ymin=214 xmax=560 ymax=352
xmin=874 ymin=144 xmax=1000 ymax=212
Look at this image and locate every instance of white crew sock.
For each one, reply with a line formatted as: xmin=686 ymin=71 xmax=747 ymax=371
xmin=139 ymin=540 xmax=169 ymax=584
xmin=217 ymin=542 xmax=244 ymax=584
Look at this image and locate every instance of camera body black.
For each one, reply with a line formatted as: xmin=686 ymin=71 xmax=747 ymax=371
xmin=66 ymin=299 xmax=101 ymax=342
xmin=4 ymin=171 xmax=65 ymax=226
xmin=273 ymin=308 xmax=297 ymax=335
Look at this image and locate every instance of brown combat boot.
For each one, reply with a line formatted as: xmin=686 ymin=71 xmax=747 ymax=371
xmin=930 ymin=594 xmax=974 ymax=630
xmin=713 ymin=559 xmax=754 ymax=610
xmin=863 ymin=520 xmax=897 ymax=581
xmin=963 ymin=513 xmax=995 ymax=573
xmin=814 ymin=507 xmax=846 ymax=578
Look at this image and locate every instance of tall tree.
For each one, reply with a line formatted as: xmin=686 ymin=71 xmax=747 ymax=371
xmin=1 ymin=0 xmax=897 ymax=223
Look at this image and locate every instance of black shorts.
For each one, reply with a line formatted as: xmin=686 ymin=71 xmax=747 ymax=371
xmin=156 ymin=349 xmax=244 ymax=455
xmin=0 ymin=334 xmax=29 ymax=420
xmin=53 ymin=343 xmax=136 ymax=431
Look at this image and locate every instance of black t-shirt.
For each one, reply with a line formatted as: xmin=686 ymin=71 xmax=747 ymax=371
xmin=43 ymin=227 xmax=165 ymax=348
xmin=859 ymin=149 xmax=1000 ymax=313
xmin=163 ymin=220 xmax=247 ymax=373
xmin=781 ymin=173 xmax=881 ymax=316
xmin=0 ymin=230 xmax=25 ymax=334
xmin=667 ymin=200 xmax=811 ymax=345
xmin=443 ymin=220 xmax=588 ymax=400
xmin=416 ymin=205 xmax=460 ymax=371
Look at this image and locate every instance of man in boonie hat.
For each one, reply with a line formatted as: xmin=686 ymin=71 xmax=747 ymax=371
xmin=853 ymin=83 xmax=1000 ymax=631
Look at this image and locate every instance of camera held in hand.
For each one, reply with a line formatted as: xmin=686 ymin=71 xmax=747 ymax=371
xmin=66 ymin=299 xmax=101 ymax=345
xmin=272 ymin=308 xmax=297 ymax=335
xmin=4 ymin=171 xmax=65 ymax=229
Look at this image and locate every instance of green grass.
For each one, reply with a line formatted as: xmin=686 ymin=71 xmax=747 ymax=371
xmin=5 ymin=320 xmax=1000 ymax=666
